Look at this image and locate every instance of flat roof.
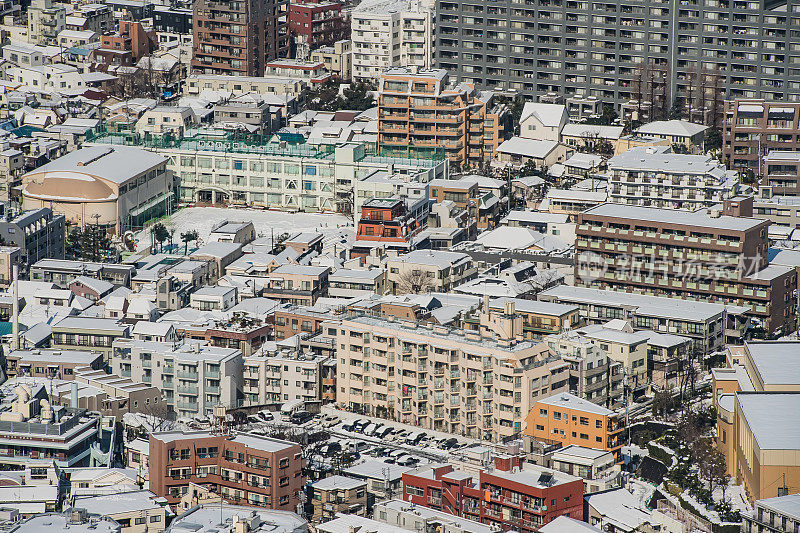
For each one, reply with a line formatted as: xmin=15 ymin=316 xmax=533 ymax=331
xmin=746 ymin=341 xmax=800 ymax=386
xmin=8 ymin=349 xmax=102 ymax=364
xmin=25 ymin=145 xmax=166 ymax=184
xmin=311 ymin=475 xmax=366 ymax=491
xmin=757 ymin=493 xmax=800 ymax=518
xmin=537 ymin=392 xmax=615 ymax=416
xmin=73 ymin=490 xmax=160 ymax=515
xmin=540 ymin=516 xmax=603 ymax=533
xmin=736 ymin=393 xmax=800 ymax=450
xmin=584 ymin=203 xmax=765 ymax=232
xmin=343 ymin=459 xmax=414 ymax=481
xmin=489 ymin=297 xmax=578 ymax=317
xmin=539 ymin=285 xmax=749 ymax=322
xmin=169 ymin=503 xmax=307 ymax=533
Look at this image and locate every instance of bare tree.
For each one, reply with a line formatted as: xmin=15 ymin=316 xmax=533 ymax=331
xmin=138 ymin=399 xmax=176 ymax=435
xmin=395 ymin=270 xmax=436 ymax=294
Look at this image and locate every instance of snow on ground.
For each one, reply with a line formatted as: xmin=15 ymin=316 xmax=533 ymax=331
xmin=135 ymin=207 xmax=354 ymax=252
xmin=628 ymin=478 xmax=657 ymax=509
xmin=714 ymin=480 xmax=752 ymax=516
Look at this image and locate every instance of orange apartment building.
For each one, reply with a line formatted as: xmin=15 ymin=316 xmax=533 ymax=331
xmin=524 ymin=392 xmax=626 ymax=462
xmin=95 ymin=20 xmax=156 ymax=66
xmin=192 ymin=0 xmax=289 ymax=76
xmin=149 ymin=430 xmax=305 ymax=510
xmin=378 ymin=67 xmax=509 ymax=170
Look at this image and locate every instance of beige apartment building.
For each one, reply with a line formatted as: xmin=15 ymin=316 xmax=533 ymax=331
xmin=310 ymin=39 xmax=351 ymax=80
xmin=335 ymin=306 xmax=570 ymax=441
xmin=575 ymin=201 xmax=797 ymax=336
xmin=242 ymin=351 xmax=334 ymax=406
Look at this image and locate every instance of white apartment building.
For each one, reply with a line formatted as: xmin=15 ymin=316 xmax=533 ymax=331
xmin=351 ymin=0 xmax=433 ymax=81
xmin=183 ymin=74 xmax=308 ymax=98
xmin=335 ymin=313 xmax=570 ymax=441
xmin=112 ymin=338 xmax=243 ymax=418
xmin=608 ymin=147 xmax=739 ymax=210
xmin=7 ymin=64 xmax=85 ymax=92
xmin=243 ymin=351 xmax=333 ymax=405
xmin=189 ymin=286 xmax=237 ymax=311
xmin=89 ymin=138 xmax=448 ymax=212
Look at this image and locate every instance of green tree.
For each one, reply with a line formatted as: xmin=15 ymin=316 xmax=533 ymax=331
xmin=306 ymin=79 xmax=342 ymax=111
xmin=669 ymin=99 xmax=684 ymax=120
xmin=704 ymin=128 xmax=722 ymax=151
xmin=152 ymin=223 xmax=169 ymax=253
xmin=338 ymin=80 xmax=376 ymax=111
xmin=66 ymin=225 xmax=83 ymax=260
xmin=181 ymin=229 xmax=198 ymax=255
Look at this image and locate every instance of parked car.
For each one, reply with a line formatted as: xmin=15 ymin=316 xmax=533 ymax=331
xmin=290 ymin=411 xmax=314 ymax=424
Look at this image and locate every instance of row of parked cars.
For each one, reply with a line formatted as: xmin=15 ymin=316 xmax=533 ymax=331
xmin=339 ymin=418 xmax=465 ymax=450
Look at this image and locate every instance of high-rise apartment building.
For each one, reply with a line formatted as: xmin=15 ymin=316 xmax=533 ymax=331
xmin=378 ymin=68 xmax=509 ymax=169
xmin=351 ymin=0 xmax=433 ymax=81
xmin=722 ymin=99 xmax=800 ymax=176
xmin=434 ymin=0 xmax=800 ymax=119
xmin=574 ymin=201 xmax=797 ymax=336
xmin=288 ymin=0 xmax=348 ymax=51
xmin=192 ymin=0 xmax=289 ymax=76
xmin=335 ymin=305 xmax=570 ymax=442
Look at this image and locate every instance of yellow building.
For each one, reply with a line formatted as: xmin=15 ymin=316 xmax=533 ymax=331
xmin=712 ymin=341 xmax=800 ymax=501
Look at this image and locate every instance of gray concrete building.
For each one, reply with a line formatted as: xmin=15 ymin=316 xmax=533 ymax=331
xmin=0 ymin=207 xmax=65 ymax=271
xmin=435 ymin=0 xmax=800 ymax=121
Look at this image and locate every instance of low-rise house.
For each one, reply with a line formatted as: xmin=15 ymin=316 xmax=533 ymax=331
xmin=550 ymin=445 xmax=621 ymax=494
xmin=190 ymin=241 xmax=243 ymax=281
xmin=634 ymin=120 xmax=708 ymax=148
xmin=72 ymin=490 xmax=167 ymax=531
xmin=30 ymin=259 xmax=134 ymax=288
xmin=5 ymin=349 xmax=104 ymax=379
xmin=584 ymin=488 xmax=652 ymax=532
xmin=260 ymin=265 xmax=330 ymax=305
xmin=50 ymin=317 xmax=129 ymax=361
xmin=386 ymin=250 xmax=476 ymax=294
xmin=190 ymin=286 xmax=237 ymax=311
xmin=328 ymin=269 xmax=386 ymax=298
xmin=519 ymin=102 xmax=568 ymax=142
xmin=342 ymin=460 xmax=414 ymax=502
xmin=493 ymin=137 xmax=572 ymax=171
xmin=69 ymin=276 xmax=114 ymax=302
xmin=309 ymin=476 xmax=366 ymax=523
